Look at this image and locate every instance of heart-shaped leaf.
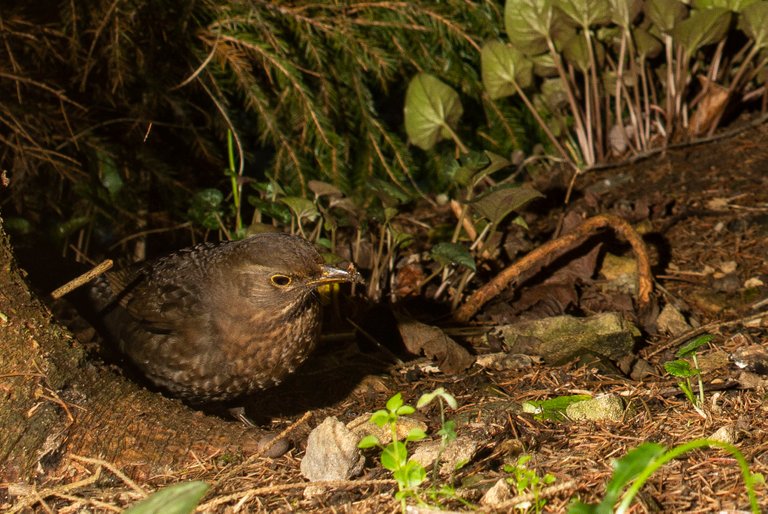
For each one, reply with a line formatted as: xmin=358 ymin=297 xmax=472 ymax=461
xmin=673 ymin=7 xmax=732 ymax=58
xmin=739 ymin=1 xmax=768 ymax=49
xmin=481 ymin=40 xmax=534 ymax=100
xmin=505 ymin=0 xmax=566 ymax=55
xmin=557 ymin=0 xmax=612 ymax=28
xmin=645 ymin=0 xmax=688 ymax=33
xmin=431 ymin=242 xmax=476 ymax=271
xmin=471 ymin=184 xmax=544 ymax=225
xmin=404 ymin=73 xmax=463 ymax=151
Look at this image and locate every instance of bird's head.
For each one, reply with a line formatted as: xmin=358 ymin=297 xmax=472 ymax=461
xmin=215 ymin=233 xmax=360 ymax=309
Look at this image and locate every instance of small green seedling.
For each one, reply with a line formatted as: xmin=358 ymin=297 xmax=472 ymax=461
xmin=358 ymin=392 xmax=428 ymax=511
xmin=358 ymin=388 xmax=460 ymax=512
xmin=504 ymin=455 xmax=556 ymax=513
xmin=664 ymin=334 xmax=713 ymax=418
xmin=567 ymin=438 xmax=764 ymax=514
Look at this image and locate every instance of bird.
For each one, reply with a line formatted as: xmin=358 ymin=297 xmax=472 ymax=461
xmin=89 ymin=232 xmax=360 ymax=402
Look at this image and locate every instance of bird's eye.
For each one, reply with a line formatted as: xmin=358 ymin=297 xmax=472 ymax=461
xmin=270 ymin=274 xmax=292 ymax=287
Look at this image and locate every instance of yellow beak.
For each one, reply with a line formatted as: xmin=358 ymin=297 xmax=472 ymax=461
xmin=307 ymin=264 xmax=363 ymax=288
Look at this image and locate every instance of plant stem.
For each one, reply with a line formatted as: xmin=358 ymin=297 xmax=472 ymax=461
xmin=616 ymin=439 xmax=761 ymax=514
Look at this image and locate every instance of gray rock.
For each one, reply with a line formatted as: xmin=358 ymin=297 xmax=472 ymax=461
xmin=300 ymin=417 xmax=364 ymax=481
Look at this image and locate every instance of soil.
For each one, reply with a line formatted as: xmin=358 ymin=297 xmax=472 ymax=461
xmin=8 ymin=121 xmax=768 ymax=512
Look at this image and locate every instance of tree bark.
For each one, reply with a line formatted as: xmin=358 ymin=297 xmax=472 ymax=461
xmin=0 ymin=214 xmax=264 ymax=483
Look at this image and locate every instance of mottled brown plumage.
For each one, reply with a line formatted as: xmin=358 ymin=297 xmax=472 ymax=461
xmin=90 ymin=232 xmax=358 ymax=402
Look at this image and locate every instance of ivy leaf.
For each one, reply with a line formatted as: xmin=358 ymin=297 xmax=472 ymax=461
xmin=125 ymin=481 xmax=209 ymax=514
xmin=470 ymin=184 xmax=543 ymax=225
xmin=404 ymin=73 xmax=463 ymax=151
xmin=431 ymin=242 xmax=476 ymax=272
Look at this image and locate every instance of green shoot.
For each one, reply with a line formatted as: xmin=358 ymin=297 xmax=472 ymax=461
xmin=358 ymin=389 xmax=460 ymax=512
xmin=664 ymin=334 xmax=713 ymax=418
xmin=358 ymin=392 xmax=427 ymax=512
xmin=568 ymin=439 xmax=764 ymax=514
xmin=504 ymin=455 xmax=556 ymax=513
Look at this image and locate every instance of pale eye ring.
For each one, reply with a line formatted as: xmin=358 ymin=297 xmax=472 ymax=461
xmin=270 ymin=274 xmax=292 ymax=287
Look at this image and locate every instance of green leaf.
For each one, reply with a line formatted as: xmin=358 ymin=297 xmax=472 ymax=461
xmin=673 ymin=8 xmax=732 ymax=58
xmin=556 ymin=0 xmax=612 ymax=27
xmin=416 ymin=387 xmax=458 ymax=410
xmin=358 ymin=435 xmax=381 ymax=449
xmin=505 ymin=0 xmax=568 ymax=55
xmin=522 ymin=394 xmax=591 ymax=421
xmin=404 ymin=73 xmax=463 ymax=151
xmin=431 ymin=242 xmax=476 ymax=272
xmin=694 ymin=0 xmax=759 ymax=11
xmin=281 ymin=196 xmax=319 ymax=221
xmin=739 ymin=1 xmax=768 ymax=49
xmin=394 ymin=461 xmax=426 ymax=489
xmin=187 ymin=189 xmax=223 ymax=230
xmin=610 ymin=0 xmax=643 ymax=28
xmin=645 ymin=0 xmax=688 ymax=32
xmin=405 ymin=428 xmax=428 ymax=442
xmin=598 ymin=443 xmax=666 ymax=512
xmin=633 ymin=27 xmax=663 ymax=59
xmin=370 ymin=409 xmax=391 ymax=427
xmin=676 ymin=334 xmax=714 ymax=357
xmin=381 ymin=441 xmax=408 ymax=471
xmin=125 ymin=481 xmax=209 ymax=514
xmin=561 ymin=32 xmax=592 ymax=71
xmin=481 ymin=40 xmax=533 ymax=100
xmin=664 ymin=359 xmax=699 ymax=378
xmin=470 ymin=184 xmax=544 ymax=225
xmin=567 ymin=500 xmax=599 ymax=513
xmin=396 ymin=405 xmax=416 ymax=416
xmin=386 ymin=392 xmax=404 ymax=413
xmin=95 ymin=148 xmax=123 ymax=197
xmin=368 ymin=177 xmax=412 ymax=207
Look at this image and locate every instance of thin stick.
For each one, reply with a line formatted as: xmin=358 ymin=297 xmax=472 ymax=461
xmin=50 ymin=259 xmax=113 ymax=299
xmin=644 ymin=310 xmax=768 ymax=359
xmin=454 ymin=214 xmax=652 ymax=322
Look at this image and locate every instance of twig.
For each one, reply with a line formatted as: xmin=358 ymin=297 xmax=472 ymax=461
xmin=210 ymin=411 xmax=314 ymax=491
xmin=68 ymin=455 xmax=146 ymax=496
xmin=50 ymin=259 xmax=113 ymax=299
xmin=8 ymin=467 xmax=102 ymax=514
xmin=199 ymin=479 xmax=395 ymax=511
xmin=644 ymin=310 xmax=768 ymax=359
xmin=454 ymin=214 xmax=652 ymax=322
xmin=486 ymin=479 xmax=578 ymax=512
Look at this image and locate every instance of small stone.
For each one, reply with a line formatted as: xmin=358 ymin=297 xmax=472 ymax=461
xmin=566 ymin=395 xmax=625 ymax=422
xmin=300 ymin=417 xmax=364 ymax=481
xmin=409 ymin=435 xmax=479 ymax=476
xmin=656 ymin=303 xmax=691 ymax=336
xmin=709 ymin=425 xmax=739 ymax=444
xmin=481 ymin=478 xmax=513 ymax=506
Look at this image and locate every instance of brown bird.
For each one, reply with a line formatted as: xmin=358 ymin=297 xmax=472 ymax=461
xmin=90 ymin=232 xmax=359 ymax=402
